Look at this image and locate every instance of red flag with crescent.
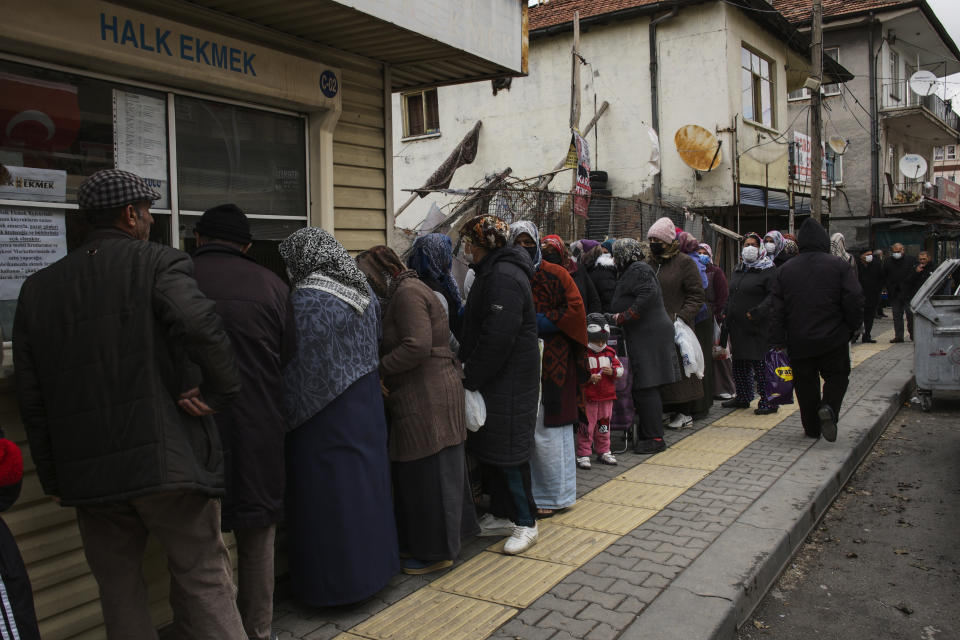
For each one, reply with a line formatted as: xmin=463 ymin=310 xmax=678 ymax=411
xmin=0 ymin=71 xmax=81 ymax=151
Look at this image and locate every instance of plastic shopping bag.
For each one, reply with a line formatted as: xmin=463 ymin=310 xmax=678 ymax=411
xmin=674 ymin=318 xmax=704 ymax=379
xmin=764 ymin=348 xmax=795 ymax=405
xmin=464 ymin=389 xmax=487 ymax=432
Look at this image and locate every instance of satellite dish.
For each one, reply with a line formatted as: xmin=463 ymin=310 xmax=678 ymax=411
xmin=828 ymin=136 xmax=848 ymax=155
xmin=899 ymin=154 xmax=928 ymax=179
xmin=744 ymin=131 xmax=788 ymax=165
xmin=909 ymin=70 xmax=939 ymax=97
xmin=675 ymin=125 xmax=722 ymax=171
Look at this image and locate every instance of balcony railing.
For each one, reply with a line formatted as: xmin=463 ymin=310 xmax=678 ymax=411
xmin=882 ymin=80 xmax=960 ymax=132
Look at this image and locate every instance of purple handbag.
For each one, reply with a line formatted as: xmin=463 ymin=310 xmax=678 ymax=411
xmin=764 ymin=348 xmax=795 ymax=405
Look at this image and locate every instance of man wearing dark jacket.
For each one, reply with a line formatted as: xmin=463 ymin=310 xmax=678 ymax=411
xmin=13 ymin=170 xmax=245 ymax=638
xmin=192 ymin=204 xmax=294 ymax=640
xmin=770 ymin=218 xmax=863 ymax=442
xmin=856 ymin=248 xmax=883 ymax=343
xmin=883 ymin=242 xmax=917 ymax=342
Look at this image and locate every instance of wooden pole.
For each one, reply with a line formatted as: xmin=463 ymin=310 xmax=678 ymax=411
xmin=570 ymin=11 xmax=581 ymax=131
xmin=810 ymin=0 xmax=824 ymax=222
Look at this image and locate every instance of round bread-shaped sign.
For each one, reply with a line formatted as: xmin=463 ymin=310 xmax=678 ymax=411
xmin=320 ymin=70 xmax=339 ymax=99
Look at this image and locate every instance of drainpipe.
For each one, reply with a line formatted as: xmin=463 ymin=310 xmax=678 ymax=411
xmin=650 ymin=7 xmax=679 ymax=207
xmin=868 ymin=14 xmax=879 ymax=244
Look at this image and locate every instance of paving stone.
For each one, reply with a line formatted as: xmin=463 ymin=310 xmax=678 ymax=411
xmin=563 ymin=570 xmax=616 ymax=591
xmin=516 ymin=607 xmax=550 ymax=625
xmin=528 ymin=593 xmax=588 ymax=618
xmin=655 ymin=541 xmax=702 ymax=560
xmin=576 ymin=602 xmax=637 ymax=629
xmin=538 ymin=611 xmax=598 ymax=637
xmin=302 ymin=624 xmax=344 ymax=640
xmin=549 ymin=581 xmax=580 ymax=599
xmin=586 ymin=622 xmax=623 ymax=640
xmin=272 ymin=613 xmax=328 ymax=636
xmin=494 ymin=618 xmax=557 ymax=640
xmin=615 ymin=593 xmax=657 ymax=614
xmin=569 ymin=585 xmax=626 ymax=610
xmin=642 ymin=572 xmax=670 ymax=589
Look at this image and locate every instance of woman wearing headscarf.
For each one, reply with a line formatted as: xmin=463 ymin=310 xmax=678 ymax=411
xmin=830 ymin=232 xmax=857 ymax=270
xmin=780 ymin=234 xmax=800 ymax=264
xmin=407 ymin=233 xmax=464 ymax=343
xmin=763 ymin=230 xmax=788 ymax=267
xmin=697 ymin=243 xmax=736 ymax=399
xmin=720 ymin=232 xmax=778 ymax=415
xmin=581 ymin=239 xmax=618 ymax=312
xmin=608 ymin=239 xmax=678 ymax=453
xmin=279 ymin=228 xmax=398 ymax=606
xmin=457 ymin=215 xmax=541 ymax=555
xmin=646 ymin=217 xmax=706 ymax=429
xmin=542 ymin=234 xmax=601 ymax=314
xmin=510 ymin=221 xmax=587 ymax=518
xmin=355 ymin=246 xmax=478 ymax=575
xmin=678 ymin=231 xmax=714 ymax=416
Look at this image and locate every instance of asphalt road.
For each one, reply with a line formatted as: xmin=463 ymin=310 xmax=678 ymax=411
xmin=736 ymin=391 xmax=960 ymax=640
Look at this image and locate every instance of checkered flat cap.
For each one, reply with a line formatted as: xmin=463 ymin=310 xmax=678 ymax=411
xmin=77 ymin=169 xmax=161 ymax=210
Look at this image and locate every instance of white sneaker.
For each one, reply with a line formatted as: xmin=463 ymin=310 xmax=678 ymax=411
xmin=477 ymin=513 xmax=514 ymax=537
xmin=598 ymin=452 xmax=617 ymax=465
xmin=715 ymin=392 xmax=734 ymax=400
xmin=576 ymin=456 xmax=592 ymax=469
xmin=667 ymin=413 xmax=693 ymax=430
xmin=503 ymin=524 xmax=539 ymax=555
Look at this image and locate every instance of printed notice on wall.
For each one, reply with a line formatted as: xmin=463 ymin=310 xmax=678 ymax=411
xmin=113 ymin=90 xmax=168 ymax=207
xmin=0 ymin=207 xmax=67 ymax=300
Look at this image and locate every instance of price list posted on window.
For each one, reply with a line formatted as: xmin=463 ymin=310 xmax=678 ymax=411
xmin=113 ymin=90 xmax=168 ymax=206
xmin=0 ymin=208 xmax=67 ymax=300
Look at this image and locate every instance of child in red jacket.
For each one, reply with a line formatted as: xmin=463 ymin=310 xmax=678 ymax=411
xmin=577 ymin=313 xmax=624 ymax=469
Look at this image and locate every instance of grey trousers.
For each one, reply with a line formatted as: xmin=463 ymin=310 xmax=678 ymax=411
xmin=76 ymin=491 xmax=245 ymax=640
xmin=234 ymin=525 xmax=276 ymax=640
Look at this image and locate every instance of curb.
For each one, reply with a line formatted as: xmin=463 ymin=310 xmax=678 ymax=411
xmin=620 ymin=346 xmax=915 ymax=640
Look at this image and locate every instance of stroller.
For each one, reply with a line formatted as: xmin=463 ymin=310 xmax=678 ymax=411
xmin=605 ymin=326 xmax=638 ymax=453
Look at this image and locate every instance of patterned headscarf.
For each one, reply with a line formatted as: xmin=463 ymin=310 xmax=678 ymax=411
xmin=830 ymin=232 xmax=852 ymax=263
xmin=356 ymin=245 xmax=418 ymax=302
xmin=407 ymin=233 xmax=463 ymax=317
xmin=612 ymin=238 xmax=645 ymax=271
xmin=698 ymin=243 xmax=713 ymax=261
xmin=509 ymin=220 xmax=542 ymax=270
xmin=541 ymin=234 xmax=576 ymax=274
xmin=764 ymin=230 xmax=786 ymax=258
xmin=459 ymin=214 xmax=509 ymax=250
xmin=782 ymin=238 xmax=799 ymax=258
xmin=279 ymin=227 xmax=371 ymax=314
xmin=738 ymin=232 xmax=775 ymax=271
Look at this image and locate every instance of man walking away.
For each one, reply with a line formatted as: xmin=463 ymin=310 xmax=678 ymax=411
xmin=856 ymin=248 xmax=883 ymax=343
xmin=770 ymin=218 xmax=863 ymax=443
xmin=883 ymin=243 xmax=916 ymax=342
xmin=192 ymin=204 xmax=295 ymax=640
xmin=14 ymin=170 xmax=246 ymax=639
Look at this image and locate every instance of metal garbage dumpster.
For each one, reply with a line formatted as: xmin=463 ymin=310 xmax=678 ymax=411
xmin=909 ymin=258 xmax=960 ymax=411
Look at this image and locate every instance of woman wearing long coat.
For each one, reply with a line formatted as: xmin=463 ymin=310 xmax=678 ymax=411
xmin=678 ymin=231 xmax=714 ymax=417
xmin=582 ymin=243 xmax=619 ymax=312
xmin=609 ymin=239 xmax=679 ymax=454
xmin=698 ymin=243 xmax=735 ymax=398
xmin=645 ymin=217 xmax=705 ymax=429
xmin=721 ymin=232 xmax=777 ymax=414
xmin=279 ymin=228 xmax=398 ymax=606
xmin=357 ymin=246 xmax=478 ymax=575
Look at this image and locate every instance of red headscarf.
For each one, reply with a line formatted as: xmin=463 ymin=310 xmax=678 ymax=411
xmin=541 ymin=234 xmax=577 ymax=274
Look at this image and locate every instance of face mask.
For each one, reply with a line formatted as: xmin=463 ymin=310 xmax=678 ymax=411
xmin=542 ymin=249 xmax=562 ymax=265
xmin=524 ymin=245 xmax=539 ymax=262
xmin=742 ymin=246 xmax=760 ymax=263
xmin=864 ymin=255 xmax=873 ymax=263
xmin=764 ymin=242 xmax=776 ymax=254
xmin=649 ymin=243 xmax=665 ymax=256
xmin=697 ymin=254 xmax=711 ymax=265
xmin=892 ymin=252 xmax=903 ymax=260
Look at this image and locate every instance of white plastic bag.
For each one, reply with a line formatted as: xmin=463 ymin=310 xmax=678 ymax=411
xmin=674 ymin=318 xmax=705 ymax=379
xmin=464 ymin=389 xmax=487 ymax=432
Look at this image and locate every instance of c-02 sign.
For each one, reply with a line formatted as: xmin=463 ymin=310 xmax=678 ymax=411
xmin=320 ymin=70 xmax=339 ymax=98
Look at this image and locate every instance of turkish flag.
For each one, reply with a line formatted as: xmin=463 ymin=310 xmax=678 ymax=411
xmin=0 ymin=71 xmax=81 ymax=151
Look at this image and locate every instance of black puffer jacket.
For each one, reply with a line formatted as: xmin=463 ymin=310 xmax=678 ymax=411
xmin=770 ymin=219 xmax=864 ymax=357
xmin=572 ymin=266 xmax=602 ymax=315
xmin=585 ymin=251 xmax=618 ymax=312
xmin=723 ymin=266 xmax=775 ymax=361
xmin=14 ymin=228 xmax=239 ymax=505
xmin=460 ymin=246 xmax=540 ymax=467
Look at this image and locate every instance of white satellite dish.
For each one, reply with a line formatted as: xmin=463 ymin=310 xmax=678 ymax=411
xmin=744 ymin=132 xmax=788 ymax=165
xmin=909 ymin=70 xmax=939 ymax=97
xmin=827 ymin=136 xmax=848 ymax=155
xmin=899 ymin=154 xmax=928 ymax=180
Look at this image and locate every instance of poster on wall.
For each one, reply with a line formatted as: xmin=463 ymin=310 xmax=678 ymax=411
xmin=792 ymin=131 xmax=827 ymax=183
xmin=565 ymin=130 xmax=592 ymax=218
xmin=0 ymin=166 xmax=67 ymax=202
xmin=113 ymin=90 xmax=169 ymax=208
xmin=0 ymin=206 xmax=67 ymax=300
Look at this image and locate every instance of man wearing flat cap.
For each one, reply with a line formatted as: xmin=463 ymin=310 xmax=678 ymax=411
xmin=192 ymin=203 xmax=294 ymax=640
xmin=13 ymin=169 xmax=246 ymax=638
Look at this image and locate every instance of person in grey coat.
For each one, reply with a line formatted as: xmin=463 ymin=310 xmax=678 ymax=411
xmin=608 ymin=239 xmax=679 ymax=454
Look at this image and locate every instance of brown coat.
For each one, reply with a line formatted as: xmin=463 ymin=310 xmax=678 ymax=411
xmin=380 ymin=277 xmax=467 ymax=462
xmin=649 ymin=253 xmax=705 ymax=405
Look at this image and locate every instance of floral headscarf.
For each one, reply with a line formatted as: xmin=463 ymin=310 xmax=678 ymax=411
xmin=612 ymin=238 xmax=645 ymax=271
xmin=356 ymin=245 xmax=417 ymax=302
xmin=782 ymin=238 xmax=799 ymax=258
xmin=459 ymin=214 xmax=509 ymax=250
xmin=509 ymin=220 xmax=542 ymax=270
xmin=407 ymin=233 xmax=463 ymax=318
xmin=738 ymin=232 xmax=775 ymax=271
xmin=764 ymin=230 xmax=785 ymax=258
xmin=279 ymin=227 xmax=371 ymax=314
xmin=541 ymin=234 xmax=576 ymax=274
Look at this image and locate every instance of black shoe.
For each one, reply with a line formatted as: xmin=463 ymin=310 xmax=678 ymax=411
xmin=890 ymin=337 xmax=904 ymax=343
xmin=721 ymin=398 xmax=750 ymax=409
xmin=754 ymin=406 xmax=778 ymax=415
xmin=818 ymin=405 xmax=837 ymax=443
xmin=862 ymin=336 xmax=876 ymax=343
xmin=633 ymin=438 xmax=666 ymax=454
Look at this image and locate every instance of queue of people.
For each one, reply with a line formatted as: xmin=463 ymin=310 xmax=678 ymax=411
xmin=5 ymin=167 xmax=932 ymax=639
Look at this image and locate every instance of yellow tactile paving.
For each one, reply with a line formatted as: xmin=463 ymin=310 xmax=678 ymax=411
xmin=672 ymin=426 xmax=764 ymax=454
xmin=644 ymin=447 xmax=733 ymax=470
xmin=348 ymin=589 xmax=516 ymax=640
xmin=429 ymin=551 xmax=574 ymax=608
xmin=486 ymin=522 xmax=620 ymax=565
xmin=333 ymin=634 xmax=370 ymax=640
xmin=551 ymin=499 xmax=658 ymax=534
xmin=582 ymin=479 xmax=687 ymax=509
xmin=617 ymin=464 xmax=710 ymax=487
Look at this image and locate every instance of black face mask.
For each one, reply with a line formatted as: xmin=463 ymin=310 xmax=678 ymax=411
xmin=524 ymin=246 xmax=539 ymax=262
xmin=649 ymin=243 xmax=666 ymax=256
xmin=541 ymin=249 xmax=562 ymax=265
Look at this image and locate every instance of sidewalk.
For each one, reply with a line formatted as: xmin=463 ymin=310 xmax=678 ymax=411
xmin=272 ymin=319 xmax=915 ymax=640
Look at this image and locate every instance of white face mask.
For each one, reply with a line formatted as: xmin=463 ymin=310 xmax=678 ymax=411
xmin=764 ymin=242 xmax=776 ymax=254
xmin=742 ymin=246 xmax=760 ymax=263
xmin=864 ymin=254 xmax=873 ymax=263
xmin=892 ymin=252 xmax=903 ymax=260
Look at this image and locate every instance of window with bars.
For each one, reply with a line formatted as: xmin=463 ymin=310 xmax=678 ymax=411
xmin=402 ymin=88 xmax=440 ymax=138
xmin=741 ymin=46 xmax=775 ymax=128
xmin=935 ymin=147 xmax=945 ymax=161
